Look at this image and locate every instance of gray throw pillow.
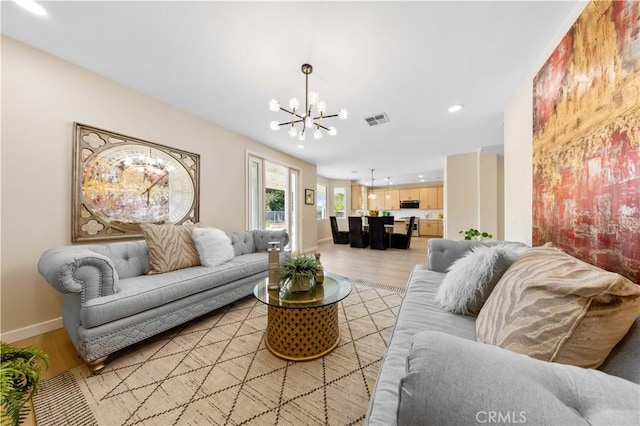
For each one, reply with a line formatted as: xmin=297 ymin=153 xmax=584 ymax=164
xmin=435 ymin=244 xmax=526 ymax=316
xmin=398 ymin=331 xmax=640 ymax=426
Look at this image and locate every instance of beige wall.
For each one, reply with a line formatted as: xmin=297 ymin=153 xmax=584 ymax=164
xmin=445 ymin=152 xmax=501 ymax=240
xmin=503 ymin=2 xmax=587 ymax=245
xmin=444 ymin=153 xmax=477 ymax=239
xmin=0 ymin=36 xmax=317 ymax=339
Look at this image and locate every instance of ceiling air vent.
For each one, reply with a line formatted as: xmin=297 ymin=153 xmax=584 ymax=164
xmin=365 ymin=113 xmax=390 ymax=126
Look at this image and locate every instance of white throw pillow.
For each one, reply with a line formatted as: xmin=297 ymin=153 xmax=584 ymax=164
xmin=192 ymin=227 xmax=235 ymax=267
xmin=435 ymin=244 xmax=526 ymax=316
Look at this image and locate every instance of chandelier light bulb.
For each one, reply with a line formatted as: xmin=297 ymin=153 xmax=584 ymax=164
xmin=317 ymin=101 xmax=326 ymax=114
xmin=314 ymin=129 xmax=323 ymax=140
xmin=298 ymin=131 xmax=306 ymax=141
xmin=305 ymin=116 xmax=314 ymax=128
xmin=269 ymin=99 xmax=280 ymax=112
xmin=338 ymin=109 xmax=348 ymax=120
xmin=309 ymin=91 xmax=319 ymax=105
xmin=270 ymin=121 xmax=280 ymax=131
xmin=289 ymin=126 xmax=298 ymax=137
xmin=289 ymin=97 xmax=299 ymax=111
xmin=328 ymin=127 xmax=337 ymax=136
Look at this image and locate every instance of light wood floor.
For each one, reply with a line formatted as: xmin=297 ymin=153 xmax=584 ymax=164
xmin=13 ymin=236 xmax=431 ymax=425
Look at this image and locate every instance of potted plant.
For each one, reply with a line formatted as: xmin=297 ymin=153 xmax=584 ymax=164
xmin=278 ymin=254 xmax=318 ymax=292
xmin=1 ymin=342 xmax=49 ymax=426
xmin=459 ymin=228 xmax=493 ymax=241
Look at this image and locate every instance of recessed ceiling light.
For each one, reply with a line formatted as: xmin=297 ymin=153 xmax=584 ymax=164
xmin=297 ymin=144 xmax=305 ymax=149
xmin=448 ymin=104 xmax=463 ymax=113
xmin=418 ymin=175 xmax=424 ymax=178
xmin=420 ymin=179 xmax=425 ymax=182
xmin=12 ymin=0 xmax=47 ymax=16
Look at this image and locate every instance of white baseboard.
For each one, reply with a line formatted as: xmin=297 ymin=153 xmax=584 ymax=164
xmin=1 ymin=317 xmax=63 ymax=343
xmin=317 ymin=237 xmax=332 ymax=243
xmin=301 ymin=245 xmax=319 ymax=254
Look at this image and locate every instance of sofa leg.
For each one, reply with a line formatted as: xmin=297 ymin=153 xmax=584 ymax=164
xmin=86 ymin=356 xmax=108 ymax=374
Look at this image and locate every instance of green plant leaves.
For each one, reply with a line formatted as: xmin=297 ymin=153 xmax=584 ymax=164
xmin=1 ymin=342 xmax=49 ymax=426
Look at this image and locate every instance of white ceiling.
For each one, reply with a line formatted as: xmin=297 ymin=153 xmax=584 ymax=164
xmin=1 ymin=1 xmax=579 ymax=186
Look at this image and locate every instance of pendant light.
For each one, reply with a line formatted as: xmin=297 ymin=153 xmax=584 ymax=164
xmin=368 ymin=169 xmax=377 ymax=199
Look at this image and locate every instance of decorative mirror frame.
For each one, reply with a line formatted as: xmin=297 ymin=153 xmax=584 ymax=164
xmin=72 ymin=123 xmax=200 ymax=242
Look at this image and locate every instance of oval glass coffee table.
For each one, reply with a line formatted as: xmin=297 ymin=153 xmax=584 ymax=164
xmin=253 ymin=272 xmax=351 ymax=361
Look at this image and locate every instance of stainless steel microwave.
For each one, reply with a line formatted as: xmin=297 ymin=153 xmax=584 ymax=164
xmin=400 ymin=200 xmax=420 ymax=209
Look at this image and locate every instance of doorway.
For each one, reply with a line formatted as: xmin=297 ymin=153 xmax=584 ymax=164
xmin=248 ymin=155 xmax=300 ymax=251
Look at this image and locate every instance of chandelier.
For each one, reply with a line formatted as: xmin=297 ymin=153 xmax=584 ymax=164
xmin=269 ymin=64 xmax=347 ymax=143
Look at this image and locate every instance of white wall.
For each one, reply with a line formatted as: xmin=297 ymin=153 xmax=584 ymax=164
xmin=503 ymin=2 xmax=587 ymax=245
xmin=0 ymin=36 xmax=318 ymax=340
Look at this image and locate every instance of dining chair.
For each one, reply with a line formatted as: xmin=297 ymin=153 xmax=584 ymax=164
xmin=330 ymin=216 xmax=350 ymax=244
xmin=348 ymin=216 xmax=369 ymax=248
xmin=390 ymin=216 xmax=415 ymax=249
xmin=368 ymin=216 xmax=389 ymax=250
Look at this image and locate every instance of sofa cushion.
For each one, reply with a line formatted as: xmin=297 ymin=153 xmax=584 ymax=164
xmin=477 ymin=244 xmax=640 ymax=368
xmin=398 ymin=331 xmax=640 ymax=426
xmin=80 ymin=252 xmax=276 ymax=328
xmin=140 ymin=223 xmax=200 ymax=273
xmin=192 ymin=227 xmax=235 ymax=267
xmin=435 ymin=243 xmax=527 ymax=316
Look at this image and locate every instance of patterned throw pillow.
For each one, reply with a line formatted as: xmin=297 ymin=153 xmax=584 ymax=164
xmin=476 ymin=244 xmax=640 ymax=368
xmin=140 ymin=223 xmax=200 ymax=273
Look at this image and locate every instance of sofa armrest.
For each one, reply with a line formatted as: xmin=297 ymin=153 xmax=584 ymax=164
xmin=38 ymin=247 xmax=119 ymax=302
xmin=399 ymin=331 xmax=640 ymax=426
xmin=252 ymin=229 xmax=289 ymax=252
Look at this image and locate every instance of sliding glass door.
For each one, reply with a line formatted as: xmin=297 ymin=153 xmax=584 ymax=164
xmin=247 ymin=155 xmax=300 ymax=251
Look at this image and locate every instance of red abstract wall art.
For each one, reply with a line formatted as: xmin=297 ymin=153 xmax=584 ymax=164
xmin=532 ymin=0 xmax=640 ymax=283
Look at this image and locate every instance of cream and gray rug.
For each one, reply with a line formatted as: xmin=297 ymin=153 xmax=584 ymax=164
xmin=34 ymin=280 xmax=404 ymax=426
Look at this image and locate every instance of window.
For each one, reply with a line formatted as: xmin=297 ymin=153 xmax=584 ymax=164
xmin=316 ymin=183 xmax=327 ymax=219
xmin=333 ymin=187 xmax=346 ymax=218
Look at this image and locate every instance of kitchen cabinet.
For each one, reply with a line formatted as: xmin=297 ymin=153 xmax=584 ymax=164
xmin=351 ymin=184 xmax=363 ymax=210
xmin=419 ymin=186 xmax=444 ymax=210
xmin=368 ymin=190 xmax=385 ymax=211
xmin=419 ymin=219 xmax=443 ymax=237
xmin=384 ymin=189 xmax=400 ymax=210
xmin=399 ymin=188 xmax=420 ymax=201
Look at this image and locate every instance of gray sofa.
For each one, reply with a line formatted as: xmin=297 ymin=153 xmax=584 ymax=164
xmin=38 ymin=229 xmax=289 ymax=373
xmin=365 ymin=238 xmax=640 ymax=425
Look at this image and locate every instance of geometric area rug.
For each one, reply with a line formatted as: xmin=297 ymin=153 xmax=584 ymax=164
xmin=33 ymin=280 xmax=405 ymax=426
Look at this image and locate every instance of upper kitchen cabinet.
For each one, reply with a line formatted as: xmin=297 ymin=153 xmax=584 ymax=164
xmin=399 ymin=188 xmax=420 ymax=201
xmin=419 ymin=186 xmax=444 ymax=209
xmin=351 ymin=184 xmax=363 ymax=210
xmin=384 ymin=189 xmax=400 ymax=210
xmin=368 ymin=189 xmax=386 ymax=211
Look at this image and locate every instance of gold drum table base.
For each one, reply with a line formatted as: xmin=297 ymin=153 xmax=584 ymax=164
xmin=265 ymin=303 xmax=341 ymax=361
